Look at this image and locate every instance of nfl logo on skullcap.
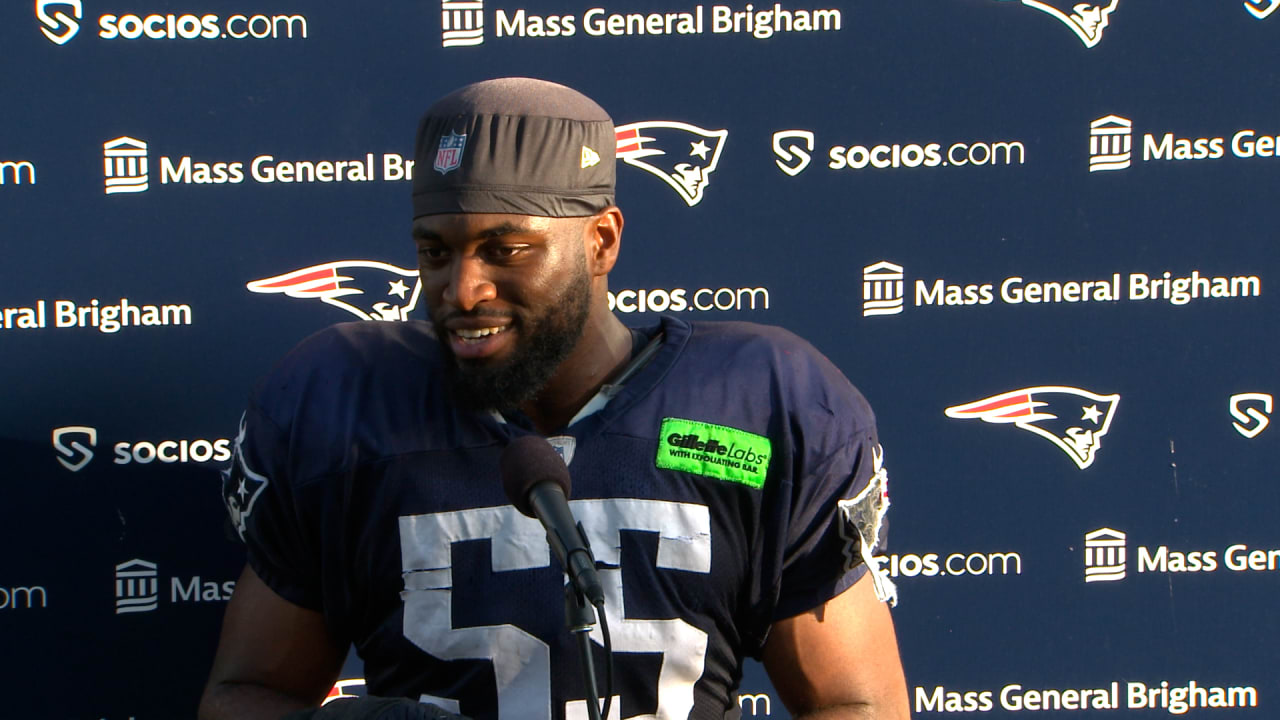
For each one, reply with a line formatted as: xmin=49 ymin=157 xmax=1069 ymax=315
xmin=434 ymin=132 xmax=467 ymax=175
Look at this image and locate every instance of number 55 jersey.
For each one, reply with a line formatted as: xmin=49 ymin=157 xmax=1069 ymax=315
xmin=222 ymin=315 xmax=893 ymax=720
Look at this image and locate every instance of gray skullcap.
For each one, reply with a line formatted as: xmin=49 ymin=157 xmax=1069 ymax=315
xmin=412 ymin=77 xmax=616 ymax=218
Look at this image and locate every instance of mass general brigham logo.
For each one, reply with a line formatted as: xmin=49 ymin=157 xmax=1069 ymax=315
xmin=1084 ymin=528 xmax=1126 ymax=582
xmin=103 ymin=137 xmax=150 ymax=194
xmin=862 ymin=261 xmax=905 ymax=316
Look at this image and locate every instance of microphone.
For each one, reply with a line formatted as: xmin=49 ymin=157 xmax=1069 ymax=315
xmin=500 ymin=435 xmax=605 ymax=607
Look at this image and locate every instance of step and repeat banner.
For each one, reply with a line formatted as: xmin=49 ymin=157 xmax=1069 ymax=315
xmin=3 ymin=0 xmax=1278 ymax=717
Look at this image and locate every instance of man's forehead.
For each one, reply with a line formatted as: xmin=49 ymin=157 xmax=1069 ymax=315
xmin=412 ymin=212 xmax=556 ymax=239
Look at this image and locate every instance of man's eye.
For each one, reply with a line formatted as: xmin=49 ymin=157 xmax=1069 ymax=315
xmin=418 ymin=246 xmax=448 ymax=261
xmin=487 ymin=246 xmax=524 ymax=260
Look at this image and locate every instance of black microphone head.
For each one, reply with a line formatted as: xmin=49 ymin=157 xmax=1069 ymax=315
xmin=500 ymin=435 xmax=572 ymax=518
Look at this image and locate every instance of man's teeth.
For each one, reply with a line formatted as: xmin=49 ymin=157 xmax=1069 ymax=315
xmin=454 ymin=326 xmax=508 ymax=340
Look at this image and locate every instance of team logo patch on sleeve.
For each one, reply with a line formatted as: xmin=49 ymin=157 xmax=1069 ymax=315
xmin=838 ymin=444 xmax=897 ymax=606
xmin=221 ymin=414 xmax=269 ymax=541
xmin=655 ymin=417 xmax=770 ymax=488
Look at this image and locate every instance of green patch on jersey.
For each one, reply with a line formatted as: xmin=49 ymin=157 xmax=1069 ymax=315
xmin=655 ymin=417 xmax=771 ymax=488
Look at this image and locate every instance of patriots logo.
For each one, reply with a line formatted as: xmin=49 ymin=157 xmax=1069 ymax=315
xmin=945 ymin=386 xmax=1120 ymax=469
xmin=616 ymin=121 xmax=727 ymax=207
xmin=221 ymin=414 xmax=269 ymax=542
xmin=838 ymin=444 xmax=897 ymax=606
xmin=247 ymin=260 xmax=422 ymax=321
xmin=993 ymin=0 xmax=1119 ymax=48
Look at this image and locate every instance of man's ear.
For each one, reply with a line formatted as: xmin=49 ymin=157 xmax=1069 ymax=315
xmin=585 ymin=206 xmax=624 ymax=277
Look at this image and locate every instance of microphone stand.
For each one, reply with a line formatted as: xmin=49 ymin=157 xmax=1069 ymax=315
xmin=564 ymin=582 xmax=604 ymax=720
xmin=557 ymin=520 xmax=612 ymax=720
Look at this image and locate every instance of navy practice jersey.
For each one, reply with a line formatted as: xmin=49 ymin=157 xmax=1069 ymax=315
xmin=222 ymin=315 xmax=892 ymax=720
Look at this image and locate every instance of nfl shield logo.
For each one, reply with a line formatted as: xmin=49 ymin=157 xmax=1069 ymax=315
xmin=434 ymin=132 xmax=467 ymax=175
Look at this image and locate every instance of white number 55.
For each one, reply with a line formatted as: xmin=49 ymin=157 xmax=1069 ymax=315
xmin=400 ymin=498 xmax=712 ymax=720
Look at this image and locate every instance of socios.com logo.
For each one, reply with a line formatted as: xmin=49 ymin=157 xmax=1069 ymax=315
xmin=37 ymin=0 xmax=82 ymax=44
xmin=773 ymin=130 xmax=814 ymax=176
xmin=607 ymin=286 xmax=770 ymax=313
xmin=51 ymin=425 xmax=231 ymax=471
xmin=38 ymin=4 xmax=308 ymax=44
xmin=52 ymin=425 xmax=97 ymax=471
xmin=773 ymin=130 xmax=1026 ymax=175
xmin=1245 ymin=0 xmax=1279 ymax=20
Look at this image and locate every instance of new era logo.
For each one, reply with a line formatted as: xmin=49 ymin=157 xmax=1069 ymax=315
xmin=581 ymin=145 xmax=600 ymax=169
xmin=1089 ymin=115 xmax=1132 ymax=172
xmin=1084 ymin=527 xmax=1126 ymax=582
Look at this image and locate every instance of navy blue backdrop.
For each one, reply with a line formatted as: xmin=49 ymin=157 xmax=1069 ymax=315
xmin=2 ymin=1 xmax=1278 ymax=717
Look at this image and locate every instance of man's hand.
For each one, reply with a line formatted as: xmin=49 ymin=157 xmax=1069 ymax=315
xmin=761 ymin=573 xmax=909 ymax=720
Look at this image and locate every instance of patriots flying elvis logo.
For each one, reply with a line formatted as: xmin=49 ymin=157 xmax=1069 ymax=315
xmin=247 ymin=260 xmax=422 ymax=321
xmin=838 ymin=444 xmax=897 ymax=606
xmin=616 ymin=121 xmax=727 ymax=207
xmin=992 ymin=0 xmax=1119 ymax=48
xmin=945 ymin=386 xmax=1119 ymax=469
xmin=221 ymin=414 xmax=269 ymax=541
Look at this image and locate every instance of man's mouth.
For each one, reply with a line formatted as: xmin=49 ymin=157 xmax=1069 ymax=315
xmin=448 ymin=324 xmax=515 ymax=360
xmin=453 ymin=326 xmax=508 ymax=342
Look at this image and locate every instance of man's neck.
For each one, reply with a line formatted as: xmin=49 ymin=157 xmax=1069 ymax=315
xmin=520 ymin=310 xmax=634 ymax=434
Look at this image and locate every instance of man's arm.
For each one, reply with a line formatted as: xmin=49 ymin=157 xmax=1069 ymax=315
xmin=198 ymin=564 xmax=347 ymax=720
xmin=760 ymin=573 xmax=909 ymax=720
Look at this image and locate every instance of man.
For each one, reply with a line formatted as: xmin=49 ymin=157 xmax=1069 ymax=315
xmin=199 ymin=78 xmax=909 ymax=720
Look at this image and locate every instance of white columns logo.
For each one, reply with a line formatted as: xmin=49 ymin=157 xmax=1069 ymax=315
xmin=103 ymin=137 xmax=149 ymax=194
xmin=863 ymin=261 xmax=905 ymax=317
xmin=115 ymin=559 xmax=159 ymax=614
xmin=1230 ymin=393 xmax=1273 ymax=438
xmin=1089 ymin=115 xmax=1132 ymax=172
xmin=1084 ymin=528 xmax=1126 ymax=582
xmin=442 ymin=0 xmax=484 ymax=47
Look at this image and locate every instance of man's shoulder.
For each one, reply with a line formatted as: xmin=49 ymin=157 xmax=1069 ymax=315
xmin=675 ymin=318 xmax=875 ymax=431
xmin=682 ymin=318 xmax=810 ymax=352
xmin=680 ymin=319 xmax=843 ymax=378
xmin=272 ymin=319 xmax=438 ymax=375
xmin=251 ymin=320 xmax=442 ymax=418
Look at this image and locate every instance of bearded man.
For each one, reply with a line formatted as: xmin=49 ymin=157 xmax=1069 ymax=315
xmin=199 ymin=78 xmax=908 ymax=720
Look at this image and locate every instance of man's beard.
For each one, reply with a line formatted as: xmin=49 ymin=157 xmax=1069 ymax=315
xmin=435 ymin=267 xmax=592 ymax=414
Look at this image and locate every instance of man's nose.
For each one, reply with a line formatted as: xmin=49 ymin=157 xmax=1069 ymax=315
xmin=442 ymin=256 xmax=497 ymax=311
